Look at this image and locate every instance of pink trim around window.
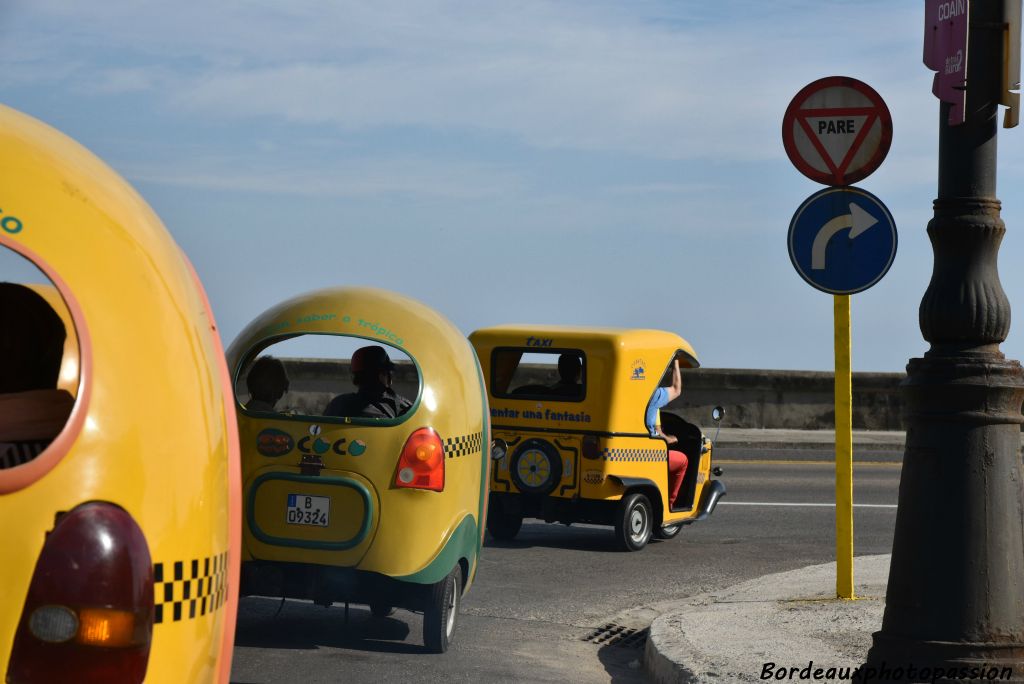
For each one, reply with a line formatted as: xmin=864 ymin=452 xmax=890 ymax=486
xmin=0 ymin=235 xmax=93 ymax=494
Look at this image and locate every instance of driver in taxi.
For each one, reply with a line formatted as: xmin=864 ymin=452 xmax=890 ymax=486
xmin=323 ymin=345 xmax=412 ymax=419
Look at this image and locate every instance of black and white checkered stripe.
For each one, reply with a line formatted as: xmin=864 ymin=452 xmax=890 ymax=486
xmin=444 ymin=432 xmax=483 ymax=459
xmin=599 ymin=448 xmax=666 ymax=463
xmin=154 ymin=552 xmax=229 ymax=624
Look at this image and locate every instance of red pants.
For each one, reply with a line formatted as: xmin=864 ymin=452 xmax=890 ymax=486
xmin=668 ymin=450 xmax=688 ymax=509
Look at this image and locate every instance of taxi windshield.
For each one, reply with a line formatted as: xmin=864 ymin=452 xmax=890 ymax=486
xmin=235 ymin=334 xmax=419 ymax=423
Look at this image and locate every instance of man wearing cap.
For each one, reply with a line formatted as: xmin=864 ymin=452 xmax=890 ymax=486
xmin=323 ymin=345 xmax=413 ymax=419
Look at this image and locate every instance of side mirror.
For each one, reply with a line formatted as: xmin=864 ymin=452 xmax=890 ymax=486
xmin=490 ymin=438 xmax=508 ymax=461
xmin=712 ymin=406 xmax=725 ymax=422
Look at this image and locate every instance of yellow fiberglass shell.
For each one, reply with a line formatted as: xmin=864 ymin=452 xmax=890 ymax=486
xmin=469 ymin=325 xmax=699 ymax=436
xmin=0 ymin=105 xmax=241 ymax=684
xmin=471 ymin=325 xmax=708 ymax=522
xmin=227 ymin=287 xmax=490 ymax=588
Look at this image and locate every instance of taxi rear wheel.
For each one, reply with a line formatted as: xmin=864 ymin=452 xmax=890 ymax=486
xmin=423 ymin=567 xmax=461 ymax=653
xmin=614 ymin=493 xmax=653 ymax=551
xmin=486 ymin=500 xmax=523 ymax=541
xmin=654 ymin=523 xmax=682 ymax=540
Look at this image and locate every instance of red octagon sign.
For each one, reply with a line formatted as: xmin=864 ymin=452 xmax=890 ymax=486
xmin=782 ymin=76 xmax=893 ymax=186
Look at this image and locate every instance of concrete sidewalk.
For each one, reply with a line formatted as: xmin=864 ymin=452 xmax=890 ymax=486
xmin=643 ymin=555 xmax=890 ymax=683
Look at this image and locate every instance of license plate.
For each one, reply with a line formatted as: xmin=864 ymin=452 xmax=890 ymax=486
xmin=286 ymin=494 xmax=330 ymax=527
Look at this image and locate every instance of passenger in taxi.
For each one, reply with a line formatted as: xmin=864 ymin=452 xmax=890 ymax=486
xmin=0 ymin=282 xmax=75 ymax=468
xmin=644 ymin=355 xmax=688 ymax=509
xmin=548 ymin=353 xmax=583 ymax=399
xmin=323 ymin=345 xmax=412 ymax=419
xmin=244 ymin=355 xmax=289 ymax=413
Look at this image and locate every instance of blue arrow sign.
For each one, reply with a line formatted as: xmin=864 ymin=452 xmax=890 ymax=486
xmin=788 ymin=186 xmax=897 ymax=295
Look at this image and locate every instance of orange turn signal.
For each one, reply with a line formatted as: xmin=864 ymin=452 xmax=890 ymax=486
xmin=76 ymin=609 xmax=138 ymax=647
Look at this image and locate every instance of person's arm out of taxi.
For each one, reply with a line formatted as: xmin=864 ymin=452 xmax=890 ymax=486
xmin=653 ymin=358 xmax=682 ymax=444
xmin=665 ymin=357 xmax=682 ymax=402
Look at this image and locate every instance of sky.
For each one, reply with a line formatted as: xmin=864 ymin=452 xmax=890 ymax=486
xmin=2 ymin=0 xmax=1023 ymax=372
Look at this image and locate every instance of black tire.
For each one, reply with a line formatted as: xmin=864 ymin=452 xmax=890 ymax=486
xmin=654 ymin=523 xmax=682 ymax=540
xmin=423 ymin=567 xmax=461 ymax=653
xmin=486 ymin=498 xmax=523 ymax=541
xmin=370 ymin=604 xmax=395 ymax=618
xmin=614 ymin=493 xmax=653 ymax=551
xmin=508 ymin=439 xmax=563 ymax=496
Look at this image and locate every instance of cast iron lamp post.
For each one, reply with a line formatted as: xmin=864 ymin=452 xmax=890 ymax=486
xmin=865 ymin=0 xmax=1024 ymax=680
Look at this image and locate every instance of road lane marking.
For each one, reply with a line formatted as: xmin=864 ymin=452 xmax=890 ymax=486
xmin=719 ymin=501 xmax=897 ymax=509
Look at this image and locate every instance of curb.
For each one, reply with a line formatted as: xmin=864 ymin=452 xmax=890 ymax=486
xmin=644 ymin=624 xmax=697 ymax=684
xmin=641 ymin=556 xmax=892 ymax=684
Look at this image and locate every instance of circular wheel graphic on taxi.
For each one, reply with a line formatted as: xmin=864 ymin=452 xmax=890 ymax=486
xmin=509 ymin=439 xmax=562 ymax=496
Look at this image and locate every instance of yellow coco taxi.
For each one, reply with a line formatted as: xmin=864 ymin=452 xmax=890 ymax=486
xmin=0 ymin=105 xmax=241 ymax=683
xmin=469 ymin=326 xmax=726 ymax=552
xmin=227 ymin=287 xmax=492 ymax=653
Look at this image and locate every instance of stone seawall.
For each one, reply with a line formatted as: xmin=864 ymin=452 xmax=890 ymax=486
xmin=259 ymin=359 xmax=906 ymax=430
xmin=673 ymin=368 xmax=906 ymax=431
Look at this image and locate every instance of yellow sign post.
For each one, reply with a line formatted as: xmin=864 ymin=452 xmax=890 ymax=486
xmin=834 ymin=295 xmax=854 ymax=599
xmin=784 ymin=78 xmax=897 ymax=601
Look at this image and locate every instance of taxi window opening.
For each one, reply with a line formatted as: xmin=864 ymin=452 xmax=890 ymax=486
xmin=0 ymin=248 xmax=79 ymax=469
xmin=235 ymin=334 xmax=419 ymax=423
xmin=490 ymin=348 xmax=586 ymax=402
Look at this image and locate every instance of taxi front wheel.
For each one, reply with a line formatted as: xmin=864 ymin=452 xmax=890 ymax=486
xmin=615 ymin=493 xmax=653 ymax=551
xmin=424 ymin=567 xmax=461 ymax=653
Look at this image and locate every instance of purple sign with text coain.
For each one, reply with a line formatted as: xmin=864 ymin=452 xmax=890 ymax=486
xmin=924 ymin=0 xmax=969 ymax=125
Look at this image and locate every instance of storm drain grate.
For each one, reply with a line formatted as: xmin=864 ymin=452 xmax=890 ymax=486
xmin=581 ymin=623 xmax=649 ymax=650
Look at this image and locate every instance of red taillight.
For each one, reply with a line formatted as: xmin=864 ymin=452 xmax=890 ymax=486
xmin=7 ymin=502 xmax=154 ymax=684
xmin=395 ymin=427 xmax=445 ymax=491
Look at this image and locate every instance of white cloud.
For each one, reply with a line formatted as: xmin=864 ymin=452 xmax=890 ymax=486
xmin=1 ymin=1 xmax=930 ymax=162
xmin=6 ymin=0 xmax=1024 ymax=372
xmin=121 ymin=155 xmax=526 ymax=199
xmin=91 ymin=68 xmax=158 ymax=94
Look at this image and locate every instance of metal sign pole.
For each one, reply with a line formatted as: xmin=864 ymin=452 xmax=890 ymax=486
xmin=783 ymin=77 xmax=896 ymax=604
xmin=833 ymin=294 xmax=854 ymax=599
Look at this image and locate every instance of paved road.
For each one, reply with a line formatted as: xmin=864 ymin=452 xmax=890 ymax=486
xmin=230 ymin=458 xmax=901 ymax=683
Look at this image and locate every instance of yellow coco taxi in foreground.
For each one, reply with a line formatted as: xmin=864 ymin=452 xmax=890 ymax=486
xmin=469 ymin=325 xmax=726 ymax=552
xmin=227 ymin=288 xmax=494 ymax=653
xmin=0 ymin=105 xmax=241 ymax=683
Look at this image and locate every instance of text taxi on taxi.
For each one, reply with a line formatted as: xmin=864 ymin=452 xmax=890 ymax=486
xmin=227 ymin=287 xmax=495 ymax=653
xmin=469 ymin=325 xmax=725 ymax=551
xmin=0 ymin=105 xmax=241 ymax=683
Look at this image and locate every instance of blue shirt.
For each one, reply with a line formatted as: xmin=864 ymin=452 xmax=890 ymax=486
xmin=645 ymin=387 xmax=669 ymax=436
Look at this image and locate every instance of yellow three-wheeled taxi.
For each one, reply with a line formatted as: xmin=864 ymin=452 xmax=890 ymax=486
xmin=470 ymin=325 xmax=725 ymax=551
xmin=0 ymin=105 xmax=240 ymax=683
xmin=228 ymin=288 xmax=493 ymax=652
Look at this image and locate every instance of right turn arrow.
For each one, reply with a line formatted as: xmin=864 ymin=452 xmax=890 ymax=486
xmin=811 ymin=203 xmax=879 ymax=270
